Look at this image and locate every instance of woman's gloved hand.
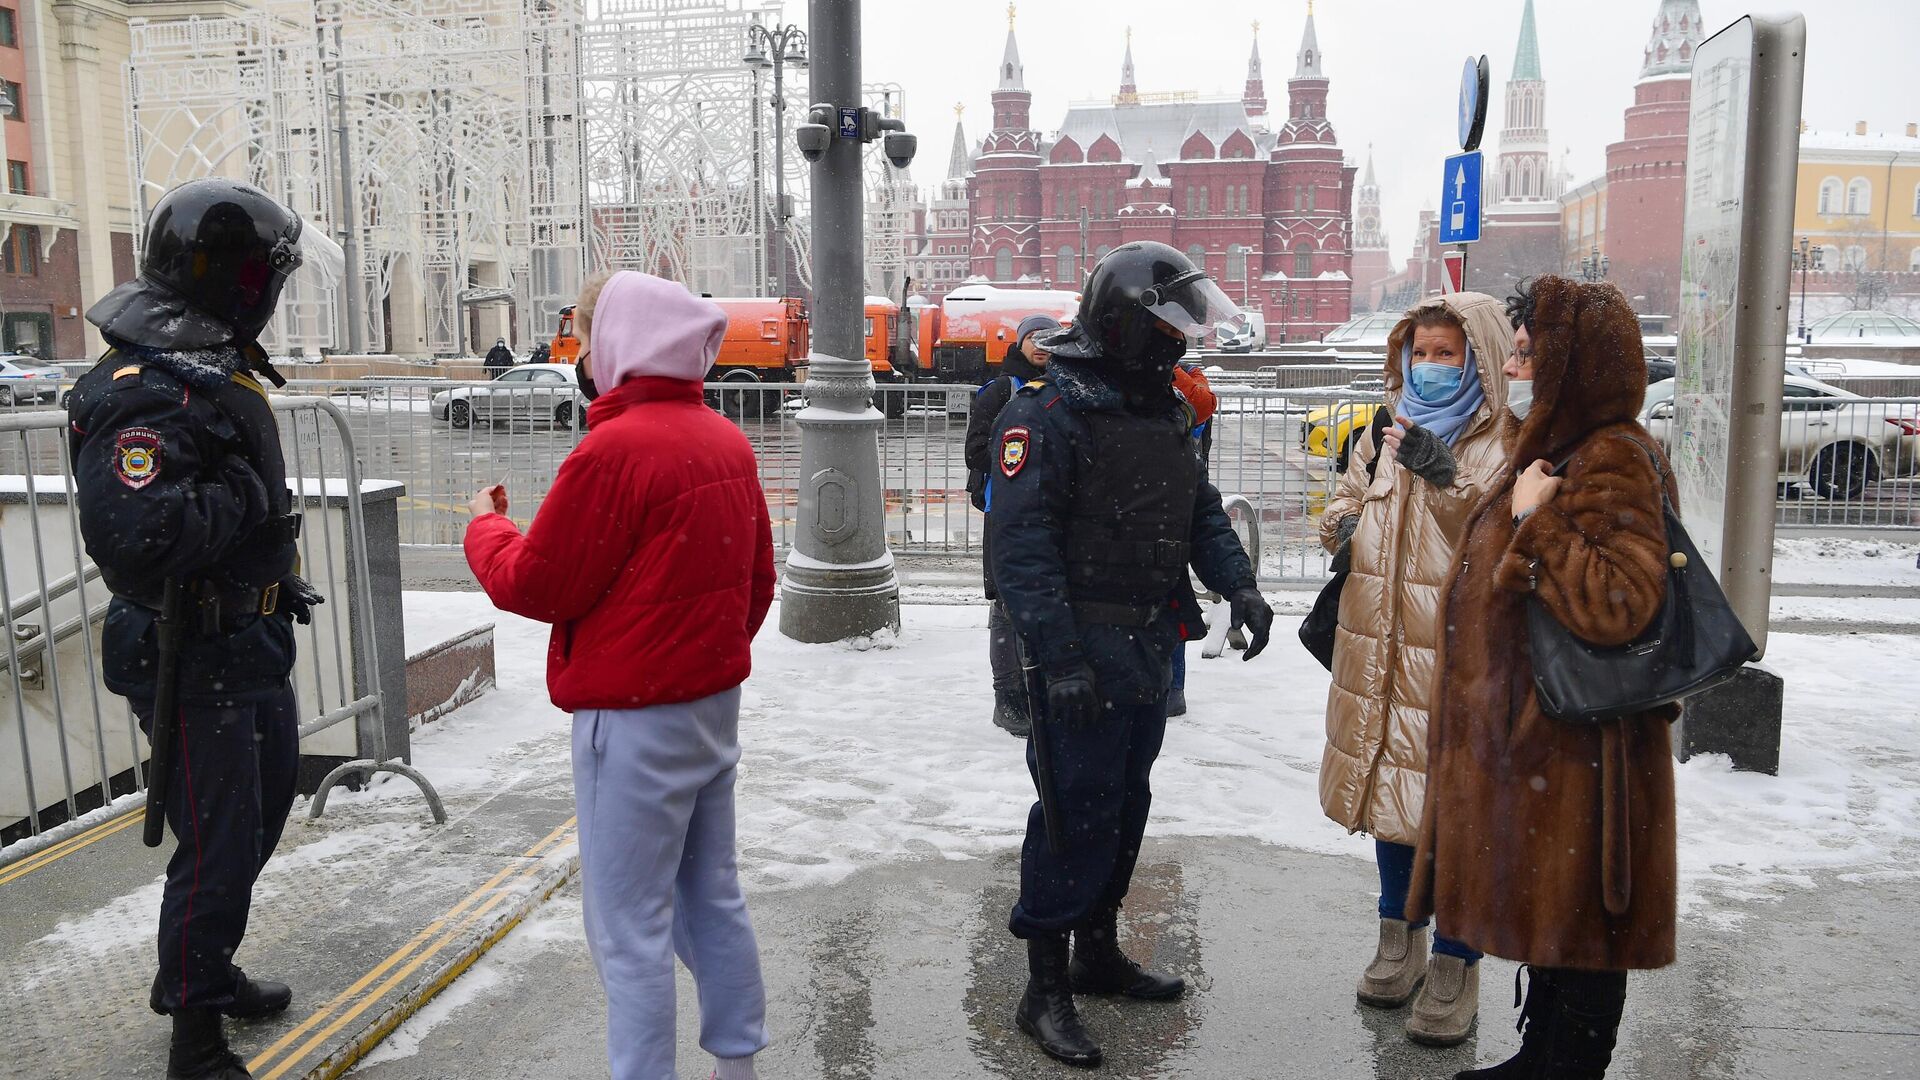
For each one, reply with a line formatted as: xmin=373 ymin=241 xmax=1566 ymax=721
xmin=1388 ymin=418 xmax=1459 ymax=488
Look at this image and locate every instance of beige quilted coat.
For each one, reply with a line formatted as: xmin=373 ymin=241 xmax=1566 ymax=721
xmin=1317 ymin=292 xmax=1515 ymax=846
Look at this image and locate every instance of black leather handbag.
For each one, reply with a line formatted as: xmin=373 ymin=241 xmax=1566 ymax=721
xmin=1525 ymin=439 xmax=1759 ymax=724
xmin=1300 ymin=407 xmax=1392 ymax=671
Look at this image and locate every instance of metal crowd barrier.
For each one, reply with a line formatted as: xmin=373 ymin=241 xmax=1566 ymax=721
xmin=162 ymin=375 xmax=1919 ymax=575
xmin=0 ymin=397 xmax=440 ymax=855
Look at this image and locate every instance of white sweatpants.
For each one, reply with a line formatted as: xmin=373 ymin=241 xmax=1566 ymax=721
xmin=572 ymin=688 xmax=768 ymax=1080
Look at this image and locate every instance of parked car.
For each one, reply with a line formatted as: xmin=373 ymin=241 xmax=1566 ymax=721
xmin=431 ymin=364 xmax=587 ymax=429
xmin=0 ymin=354 xmax=64 ymax=406
xmin=1301 ymin=400 xmax=1391 ymax=472
xmin=1644 ymin=356 xmax=1676 ymax=384
xmin=1642 ymin=374 xmax=1920 ymax=499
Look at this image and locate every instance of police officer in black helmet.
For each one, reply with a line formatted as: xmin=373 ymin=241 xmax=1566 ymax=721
xmin=68 ymin=178 xmax=340 ymax=1080
xmin=988 ymin=241 xmax=1274 ymax=1067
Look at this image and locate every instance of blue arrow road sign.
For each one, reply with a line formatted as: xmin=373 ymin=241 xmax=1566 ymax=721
xmin=1439 ymin=150 xmax=1483 ymax=245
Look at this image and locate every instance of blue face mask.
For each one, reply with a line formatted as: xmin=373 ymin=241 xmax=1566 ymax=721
xmin=1409 ymin=363 xmax=1464 ymax=402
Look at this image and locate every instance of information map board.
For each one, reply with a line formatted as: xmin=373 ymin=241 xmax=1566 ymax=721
xmin=1672 ymin=14 xmax=1805 ymax=657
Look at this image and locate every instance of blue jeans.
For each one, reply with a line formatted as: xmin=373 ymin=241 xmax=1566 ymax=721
xmin=1376 ymin=840 xmax=1482 ymax=964
xmin=1170 ymin=641 xmax=1186 ymax=691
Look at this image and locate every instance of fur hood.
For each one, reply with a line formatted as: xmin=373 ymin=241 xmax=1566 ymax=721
xmin=1510 ymin=276 xmax=1648 ymax=467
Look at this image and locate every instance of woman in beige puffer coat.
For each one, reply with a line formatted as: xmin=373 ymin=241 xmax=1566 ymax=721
xmin=1318 ymin=292 xmax=1513 ymax=1047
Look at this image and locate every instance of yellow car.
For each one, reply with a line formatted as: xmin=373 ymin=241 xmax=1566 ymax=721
xmin=1302 ymin=401 xmax=1389 ymax=471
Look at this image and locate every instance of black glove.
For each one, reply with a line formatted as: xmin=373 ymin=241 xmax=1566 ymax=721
xmin=1396 ymin=423 xmax=1459 ymax=488
xmin=1044 ymin=665 xmax=1101 ymax=726
xmin=1228 ymin=585 xmax=1274 ymax=661
xmin=281 ymin=574 xmax=325 ymax=625
xmin=1329 ymin=514 xmax=1360 ymax=573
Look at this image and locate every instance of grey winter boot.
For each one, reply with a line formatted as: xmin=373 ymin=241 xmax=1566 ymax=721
xmin=1406 ymin=953 xmax=1479 ymax=1045
xmin=1356 ymin=918 xmax=1428 ymax=1008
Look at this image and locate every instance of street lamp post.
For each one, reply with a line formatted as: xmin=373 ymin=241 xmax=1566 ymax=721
xmin=744 ymin=20 xmax=808 ymax=298
xmin=1579 ymin=244 xmax=1610 ymax=282
xmin=779 ymin=0 xmax=918 ymax=642
xmin=1796 ymin=236 xmax=1811 ymax=342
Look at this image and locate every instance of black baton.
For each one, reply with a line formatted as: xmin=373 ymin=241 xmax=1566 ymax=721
xmin=1015 ymin=637 xmax=1067 ymax=856
xmin=142 ymin=579 xmax=188 ymax=848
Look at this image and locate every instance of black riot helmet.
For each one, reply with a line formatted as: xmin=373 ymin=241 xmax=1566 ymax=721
xmin=1044 ymin=242 xmax=1242 ymax=378
xmin=88 ymin=178 xmax=342 ymax=350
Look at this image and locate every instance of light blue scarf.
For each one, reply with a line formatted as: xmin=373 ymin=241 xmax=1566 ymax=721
xmin=1397 ymin=340 xmax=1486 ymax=447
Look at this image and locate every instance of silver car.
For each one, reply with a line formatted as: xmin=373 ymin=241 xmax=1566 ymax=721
xmin=1644 ymin=374 xmax=1920 ymax=500
xmin=432 ymin=364 xmax=587 ymax=429
xmin=0 ymin=355 xmax=64 ymax=406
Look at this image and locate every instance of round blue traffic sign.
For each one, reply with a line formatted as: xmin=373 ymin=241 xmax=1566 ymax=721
xmin=1459 ymin=55 xmax=1490 ymax=152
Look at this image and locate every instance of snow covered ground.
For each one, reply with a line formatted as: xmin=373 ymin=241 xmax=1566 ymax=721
xmin=400 ymin=591 xmax=1920 ymax=919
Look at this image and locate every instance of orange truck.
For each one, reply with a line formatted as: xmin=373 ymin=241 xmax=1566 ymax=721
xmin=905 ymin=284 xmax=1080 ymax=385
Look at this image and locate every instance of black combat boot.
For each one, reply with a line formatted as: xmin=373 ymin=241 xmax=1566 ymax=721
xmin=1456 ymin=965 xmax=1556 ymax=1079
xmin=1165 ymin=687 xmax=1187 ymax=717
xmin=1070 ymin=906 xmax=1185 ymax=1000
xmin=153 ymin=970 xmax=291 ymax=1020
xmin=168 ymin=1008 xmax=252 ymax=1080
xmin=991 ymin=684 xmax=1032 ymax=738
xmin=224 ymin=971 xmax=293 ymax=1020
xmin=1015 ymin=934 xmax=1102 ymax=1068
xmin=1537 ymin=969 xmax=1629 ymax=1079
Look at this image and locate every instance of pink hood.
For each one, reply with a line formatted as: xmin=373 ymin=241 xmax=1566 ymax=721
xmin=589 ymin=270 xmax=726 ymax=387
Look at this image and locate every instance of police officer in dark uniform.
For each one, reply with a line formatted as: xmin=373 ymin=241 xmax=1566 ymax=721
xmin=988 ymin=242 xmax=1275 ymax=1067
xmin=68 ymin=178 xmax=336 ymax=1080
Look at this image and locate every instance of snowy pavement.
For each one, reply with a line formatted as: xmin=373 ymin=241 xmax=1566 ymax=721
xmin=397 ymin=591 xmax=1920 ymax=915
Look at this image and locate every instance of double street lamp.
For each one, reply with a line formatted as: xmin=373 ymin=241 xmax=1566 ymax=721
xmin=1793 ymin=236 xmax=1811 ymax=342
xmin=744 ymin=21 xmax=808 ymax=298
xmin=1578 ymin=245 xmax=1610 ymax=282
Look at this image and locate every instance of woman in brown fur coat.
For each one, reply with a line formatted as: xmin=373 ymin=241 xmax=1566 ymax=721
xmin=1406 ymin=276 xmax=1677 ymax=1080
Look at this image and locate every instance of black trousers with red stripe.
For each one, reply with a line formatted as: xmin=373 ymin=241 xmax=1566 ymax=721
xmin=135 ymin=685 xmax=299 ymax=1014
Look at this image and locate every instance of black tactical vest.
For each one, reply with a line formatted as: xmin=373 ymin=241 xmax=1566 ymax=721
xmin=1063 ymin=407 xmax=1201 ymax=624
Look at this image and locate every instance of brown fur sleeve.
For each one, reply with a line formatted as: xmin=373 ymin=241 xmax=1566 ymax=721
xmin=1494 ymin=434 xmax=1669 ymax=647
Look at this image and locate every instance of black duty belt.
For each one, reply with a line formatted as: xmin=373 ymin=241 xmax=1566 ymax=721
xmin=1072 ymin=600 xmax=1164 ymax=628
xmin=1069 ymin=537 xmax=1191 ymax=568
xmin=187 ymin=579 xmax=284 ymax=634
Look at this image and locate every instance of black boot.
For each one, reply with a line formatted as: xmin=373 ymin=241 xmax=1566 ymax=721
xmin=1456 ymin=965 xmax=1556 ymax=1080
xmin=1165 ymin=688 xmax=1187 ymax=717
xmin=992 ymin=684 xmax=1032 ymax=738
xmin=1070 ymin=906 xmax=1185 ymax=1000
xmin=224 ymin=971 xmax=292 ymax=1020
xmin=1015 ymin=934 xmax=1103 ymax=1068
xmin=168 ymin=1009 xmax=252 ymax=1080
xmin=153 ymin=970 xmax=292 ymax=1020
xmin=1539 ymin=969 xmax=1629 ymax=1079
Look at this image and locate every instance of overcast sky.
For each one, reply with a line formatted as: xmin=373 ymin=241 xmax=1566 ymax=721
xmin=818 ymin=0 xmax=1920 ymax=269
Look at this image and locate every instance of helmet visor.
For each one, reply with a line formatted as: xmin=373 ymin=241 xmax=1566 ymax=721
xmin=1141 ymin=271 xmax=1242 ymax=337
xmin=287 ymin=223 xmax=346 ymax=290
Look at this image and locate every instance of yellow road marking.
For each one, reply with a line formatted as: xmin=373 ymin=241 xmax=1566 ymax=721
xmin=247 ymin=816 xmax=576 ymax=1079
xmin=0 ymin=811 xmax=143 ymax=887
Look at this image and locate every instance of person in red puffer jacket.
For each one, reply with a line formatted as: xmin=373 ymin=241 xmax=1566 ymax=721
xmin=465 ymin=269 xmax=773 ymax=1080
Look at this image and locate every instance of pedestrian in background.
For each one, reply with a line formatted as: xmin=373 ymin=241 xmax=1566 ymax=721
xmin=484 ymin=336 xmax=514 ymax=376
xmin=1409 ymin=276 xmax=1677 ymax=1080
xmin=466 ymin=270 xmax=775 ymax=1080
xmin=1318 ymin=293 xmax=1512 ymax=1046
xmin=965 ymin=313 xmax=1059 ymax=737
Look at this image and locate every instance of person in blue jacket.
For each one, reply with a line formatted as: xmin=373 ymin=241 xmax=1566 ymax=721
xmin=987 ymin=242 xmax=1273 ymax=1067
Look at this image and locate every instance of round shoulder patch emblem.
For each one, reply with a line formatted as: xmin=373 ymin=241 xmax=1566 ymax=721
xmin=999 ymin=426 xmax=1031 ymax=479
xmin=114 ymin=427 xmax=163 ymax=490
